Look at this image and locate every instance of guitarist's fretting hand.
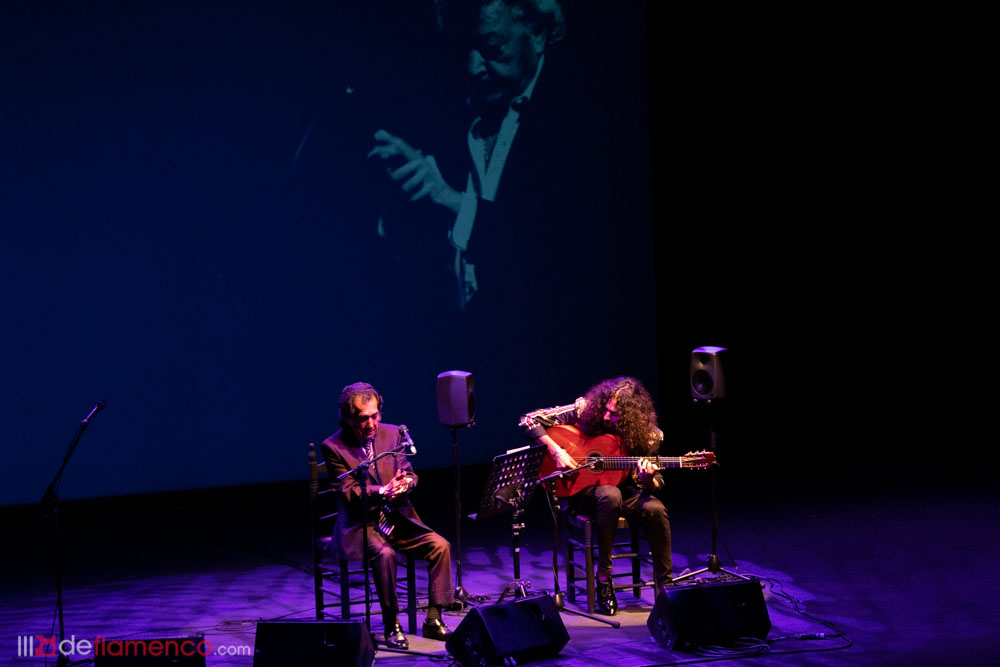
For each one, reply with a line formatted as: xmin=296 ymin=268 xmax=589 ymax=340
xmin=636 ymin=458 xmax=660 ymax=485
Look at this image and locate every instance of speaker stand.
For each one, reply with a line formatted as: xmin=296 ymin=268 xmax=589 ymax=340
xmin=448 ymin=425 xmax=486 ymax=608
xmin=673 ymin=416 xmax=746 ymax=583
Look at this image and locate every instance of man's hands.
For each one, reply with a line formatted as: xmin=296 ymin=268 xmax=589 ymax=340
xmin=368 ymin=129 xmax=463 ymax=214
xmin=380 ymin=469 xmax=413 ymax=501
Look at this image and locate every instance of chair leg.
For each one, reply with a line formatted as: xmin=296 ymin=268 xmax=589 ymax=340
xmin=565 ymin=516 xmax=576 ymax=604
xmin=314 ymin=570 xmax=323 ymax=620
xmin=406 ymin=557 xmax=417 ymax=634
xmin=583 ymin=518 xmax=595 ymax=614
xmin=339 ymin=560 xmax=351 ymax=620
xmin=631 ymin=523 xmax=642 ymax=598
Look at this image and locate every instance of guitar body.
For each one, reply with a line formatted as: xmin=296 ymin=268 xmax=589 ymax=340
xmin=539 ymin=425 xmax=627 ymax=497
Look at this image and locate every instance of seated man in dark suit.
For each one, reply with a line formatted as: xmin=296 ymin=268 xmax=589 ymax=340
xmin=322 ymin=382 xmax=455 ymax=649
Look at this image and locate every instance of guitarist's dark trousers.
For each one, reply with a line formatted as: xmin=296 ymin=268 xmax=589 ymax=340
xmin=366 ymin=522 xmax=454 ymax=620
xmin=574 ymin=483 xmax=673 ymax=586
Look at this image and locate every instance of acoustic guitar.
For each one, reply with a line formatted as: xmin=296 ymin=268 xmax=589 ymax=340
xmin=538 ymin=424 xmax=715 ymax=498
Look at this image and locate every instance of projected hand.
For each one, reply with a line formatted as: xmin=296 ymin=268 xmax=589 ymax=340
xmin=369 ymin=129 xmax=462 ymax=214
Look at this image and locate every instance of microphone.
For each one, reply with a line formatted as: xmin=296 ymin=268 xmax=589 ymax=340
xmin=398 ymin=424 xmax=417 ymax=455
xmin=81 ymin=400 xmax=107 ymax=424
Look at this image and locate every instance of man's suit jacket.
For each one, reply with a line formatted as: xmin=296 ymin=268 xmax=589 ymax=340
xmin=321 ymin=423 xmax=431 ymax=560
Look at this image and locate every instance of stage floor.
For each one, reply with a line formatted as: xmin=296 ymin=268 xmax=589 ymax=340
xmin=2 ymin=468 xmax=999 ymax=666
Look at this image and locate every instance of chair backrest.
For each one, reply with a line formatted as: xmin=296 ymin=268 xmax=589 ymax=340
xmin=308 ymin=443 xmax=338 ymax=551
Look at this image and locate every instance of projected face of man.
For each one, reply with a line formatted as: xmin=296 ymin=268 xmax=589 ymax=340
xmin=348 ymin=396 xmax=381 ymax=445
xmin=467 ymin=1 xmax=546 ymax=109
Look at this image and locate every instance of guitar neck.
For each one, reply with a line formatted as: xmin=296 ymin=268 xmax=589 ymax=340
xmin=524 ymin=403 xmax=578 ymax=428
xmin=580 ymin=456 xmax=688 ymax=470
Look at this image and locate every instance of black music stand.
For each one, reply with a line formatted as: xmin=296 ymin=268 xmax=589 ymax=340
xmin=471 ymin=446 xmax=547 ymax=600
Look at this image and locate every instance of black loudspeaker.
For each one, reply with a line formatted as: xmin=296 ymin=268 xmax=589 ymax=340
xmin=647 ymin=580 xmax=771 ymax=652
xmin=93 ymin=636 xmax=207 ymax=666
xmin=690 ymin=346 xmax=728 ymax=400
xmin=446 ymin=594 xmax=569 ymax=666
xmin=437 ymin=370 xmax=475 ymax=427
xmin=252 ymin=620 xmax=373 ymax=667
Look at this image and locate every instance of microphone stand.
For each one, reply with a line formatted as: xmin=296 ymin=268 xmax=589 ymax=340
xmin=337 ymin=440 xmax=416 ymax=655
xmin=538 ymin=465 xmax=622 ymax=628
xmin=40 ymin=402 xmax=105 ymax=667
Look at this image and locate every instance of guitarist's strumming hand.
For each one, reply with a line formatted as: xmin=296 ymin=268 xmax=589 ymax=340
xmin=539 ymin=433 xmax=577 ymax=471
xmin=636 ymin=458 xmax=660 ymax=485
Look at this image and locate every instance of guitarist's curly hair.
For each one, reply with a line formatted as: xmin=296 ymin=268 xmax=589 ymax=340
xmin=577 ymin=377 xmax=660 ymax=456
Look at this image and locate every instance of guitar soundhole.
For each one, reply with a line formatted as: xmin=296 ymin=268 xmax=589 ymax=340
xmin=587 ymin=452 xmax=604 ymax=471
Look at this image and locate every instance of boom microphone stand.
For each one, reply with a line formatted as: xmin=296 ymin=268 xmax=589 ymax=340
xmin=538 ymin=469 xmax=622 ymax=628
xmin=336 ymin=433 xmax=420 ymax=654
xmin=40 ymin=400 xmax=106 ymax=667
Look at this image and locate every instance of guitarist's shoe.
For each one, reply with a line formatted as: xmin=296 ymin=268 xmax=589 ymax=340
xmin=422 ymin=618 xmax=453 ymax=641
xmin=385 ymin=622 xmax=409 ymax=650
xmin=596 ymin=578 xmax=618 ymax=616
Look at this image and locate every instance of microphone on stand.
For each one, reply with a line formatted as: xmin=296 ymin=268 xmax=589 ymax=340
xmin=398 ymin=425 xmax=417 ymax=455
xmin=81 ymin=400 xmax=107 ymax=424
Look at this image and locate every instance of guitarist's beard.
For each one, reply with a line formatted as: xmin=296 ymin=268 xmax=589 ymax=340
xmin=602 ymin=420 xmax=622 ymax=437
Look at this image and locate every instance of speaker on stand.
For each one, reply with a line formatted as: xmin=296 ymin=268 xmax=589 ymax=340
xmin=436 ymin=370 xmax=484 ymax=606
xmin=674 ymin=346 xmax=743 ymax=582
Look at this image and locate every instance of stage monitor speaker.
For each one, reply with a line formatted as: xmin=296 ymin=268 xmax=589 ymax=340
xmin=646 ymin=579 xmax=770 ymax=652
xmin=446 ymin=593 xmax=569 ymax=666
xmin=690 ymin=346 xmax=728 ymax=400
xmin=252 ymin=619 xmax=373 ymax=667
xmin=437 ymin=370 xmax=475 ymax=427
xmin=93 ymin=636 xmax=207 ymax=666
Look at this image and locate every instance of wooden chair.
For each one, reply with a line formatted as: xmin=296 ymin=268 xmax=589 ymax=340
xmin=308 ymin=443 xmax=418 ymax=632
xmin=564 ymin=509 xmax=655 ymax=613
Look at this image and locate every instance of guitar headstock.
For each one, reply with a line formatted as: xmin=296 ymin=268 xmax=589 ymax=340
xmin=681 ymin=450 xmax=717 ymax=469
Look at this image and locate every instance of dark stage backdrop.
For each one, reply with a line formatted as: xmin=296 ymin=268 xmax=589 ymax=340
xmin=3 ymin=2 xmax=955 ymax=507
xmin=1 ymin=0 xmax=666 ymax=506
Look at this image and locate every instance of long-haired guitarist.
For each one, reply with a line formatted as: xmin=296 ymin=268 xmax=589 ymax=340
xmin=519 ymin=376 xmax=672 ymax=616
xmin=322 ymin=382 xmax=455 ymax=649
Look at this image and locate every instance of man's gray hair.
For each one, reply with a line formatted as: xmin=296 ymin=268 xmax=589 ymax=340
xmin=434 ymin=0 xmax=567 ymax=46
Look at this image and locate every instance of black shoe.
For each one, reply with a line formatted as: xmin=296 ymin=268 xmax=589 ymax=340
xmin=385 ymin=622 xmax=408 ymax=650
xmin=596 ymin=578 xmax=618 ymax=616
xmin=422 ymin=618 xmax=453 ymax=641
